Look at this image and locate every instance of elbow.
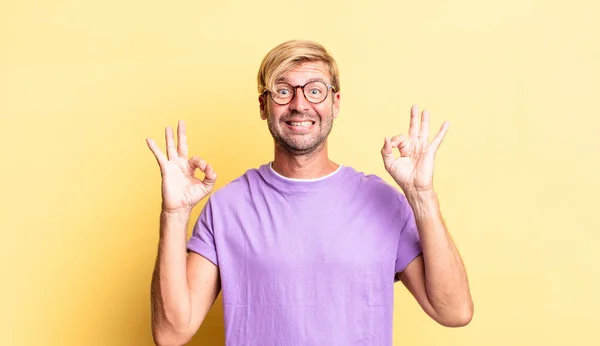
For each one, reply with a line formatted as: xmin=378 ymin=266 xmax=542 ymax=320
xmin=152 ymin=324 xmax=194 ymax=346
xmin=442 ymin=310 xmax=473 ymax=328
xmin=152 ymin=306 xmax=197 ymax=345
xmin=436 ymin=301 xmax=474 ymax=328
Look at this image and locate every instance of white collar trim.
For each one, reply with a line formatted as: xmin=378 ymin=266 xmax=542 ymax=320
xmin=269 ymin=162 xmax=343 ymax=182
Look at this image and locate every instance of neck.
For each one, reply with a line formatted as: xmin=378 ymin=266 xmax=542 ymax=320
xmin=272 ymin=141 xmax=339 ymax=179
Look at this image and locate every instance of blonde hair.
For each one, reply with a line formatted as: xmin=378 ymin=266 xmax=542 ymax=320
xmin=257 ymin=40 xmax=340 ymax=95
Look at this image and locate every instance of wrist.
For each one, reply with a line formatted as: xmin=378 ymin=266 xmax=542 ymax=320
xmin=161 ymin=206 xmax=193 ymax=216
xmin=405 ymin=189 xmax=440 ymax=218
xmin=160 ymin=209 xmax=192 ymax=226
xmin=404 ymin=188 xmax=436 ymax=200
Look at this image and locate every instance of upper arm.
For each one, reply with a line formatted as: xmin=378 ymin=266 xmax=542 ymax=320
xmin=185 ymin=251 xmax=221 ymax=337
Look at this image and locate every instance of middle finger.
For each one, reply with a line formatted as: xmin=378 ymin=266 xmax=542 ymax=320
xmin=409 ymin=105 xmax=419 ymax=139
xmin=165 ymin=126 xmax=178 ymax=160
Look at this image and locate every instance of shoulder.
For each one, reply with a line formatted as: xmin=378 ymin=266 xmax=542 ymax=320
xmin=343 ymin=165 xmax=404 ymax=194
xmin=342 ymin=165 xmax=409 ymax=206
xmin=205 ymin=164 xmax=267 ymax=206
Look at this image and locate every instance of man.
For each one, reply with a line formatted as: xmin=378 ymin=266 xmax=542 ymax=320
xmin=147 ymin=40 xmax=473 ymax=346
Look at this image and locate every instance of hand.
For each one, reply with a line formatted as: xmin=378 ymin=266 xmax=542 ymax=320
xmin=146 ymin=120 xmax=217 ymax=213
xmin=381 ymin=105 xmax=449 ymax=194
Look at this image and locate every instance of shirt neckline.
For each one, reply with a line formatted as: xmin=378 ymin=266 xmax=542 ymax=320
xmin=259 ymin=162 xmax=349 ymax=193
xmin=268 ymin=162 xmax=343 ymax=182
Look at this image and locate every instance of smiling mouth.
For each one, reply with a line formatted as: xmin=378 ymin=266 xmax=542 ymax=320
xmin=285 ymin=121 xmax=315 ymax=127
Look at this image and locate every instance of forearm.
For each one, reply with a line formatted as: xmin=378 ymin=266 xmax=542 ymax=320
xmin=405 ymin=190 xmax=473 ymax=321
xmin=151 ymin=210 xmax=194 ymax=344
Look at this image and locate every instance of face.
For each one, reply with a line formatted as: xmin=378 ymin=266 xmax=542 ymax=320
xmin=259 ymin=61 xmax=340 ymax=155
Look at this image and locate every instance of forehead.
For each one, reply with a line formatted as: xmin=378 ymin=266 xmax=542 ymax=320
xmin=278 ymin=61 xmax=331 ymax=84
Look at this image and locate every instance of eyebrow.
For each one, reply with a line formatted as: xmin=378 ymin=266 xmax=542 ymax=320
xmin=275 ymin=77 xmax=329 ymax=85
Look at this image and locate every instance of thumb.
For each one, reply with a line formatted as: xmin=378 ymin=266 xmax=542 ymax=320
xmin=381 ymin=137 xmax=394 ymax=165
xmin=203 ymin=164 xmax=217 ymax=185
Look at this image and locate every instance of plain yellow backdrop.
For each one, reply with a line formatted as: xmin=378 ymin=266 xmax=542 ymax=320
xmin=1 ymin=0 xmax=599 ymax=345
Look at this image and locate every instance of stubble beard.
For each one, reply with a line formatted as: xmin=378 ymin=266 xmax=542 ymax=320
xmin=267 ymin=110 xmax=334 ymax=156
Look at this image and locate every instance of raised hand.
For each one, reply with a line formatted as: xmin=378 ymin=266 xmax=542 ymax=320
xmin=146 ymin=120 xmax=217 ymax=213
xmin=381 ymin=105 xmax=449 ymax=194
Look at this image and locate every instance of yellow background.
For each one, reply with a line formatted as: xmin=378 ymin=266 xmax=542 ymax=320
xmin=1 ymin=0 xmax=599 ymax=345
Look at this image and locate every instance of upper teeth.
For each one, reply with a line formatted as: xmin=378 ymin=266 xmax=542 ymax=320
xmin=289 ymin=121 xmax=312 ymax=126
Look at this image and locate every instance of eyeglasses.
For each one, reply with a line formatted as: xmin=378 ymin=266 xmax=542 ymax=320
xmin=266 ymin=81 xmax=336 ymax=105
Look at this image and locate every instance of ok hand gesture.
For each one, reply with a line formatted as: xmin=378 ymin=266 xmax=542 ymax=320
xmin=146 ymin=120 xmax=217 ymax=214
xmin=381 ymin=105 xmax=449 ymax=194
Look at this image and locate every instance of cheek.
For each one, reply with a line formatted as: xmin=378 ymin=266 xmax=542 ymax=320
xmin=266 ymin=104 xmax=285 ymax=121
xmin=317 ymin=103 xmax=336 ymax=119
xmin=264 ymin=102 xmax=275 ymax=119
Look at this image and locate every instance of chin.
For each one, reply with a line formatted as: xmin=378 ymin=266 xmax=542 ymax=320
xmin=277 ymin=137 xmax=326 ymax=155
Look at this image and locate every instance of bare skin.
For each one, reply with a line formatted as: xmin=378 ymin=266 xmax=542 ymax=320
xmin=147 ymin=62 xmax=473 ymax=345
xmin=382 ymin=105 xmax=474 ymax=326
xmin=259 ymin=62 xmax=341 ymax=179
xmin=261 ymin=63 xmax=473 ymax=325
xmin=147 ymin=122 xmax=221 ymax=346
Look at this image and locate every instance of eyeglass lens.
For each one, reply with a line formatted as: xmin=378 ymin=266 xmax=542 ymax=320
xmin=271 ymin=82 xmax=329 ymax=105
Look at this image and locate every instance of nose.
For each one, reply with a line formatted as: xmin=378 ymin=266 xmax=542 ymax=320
xmin=288 ymin=86 xmax=311 ymax=113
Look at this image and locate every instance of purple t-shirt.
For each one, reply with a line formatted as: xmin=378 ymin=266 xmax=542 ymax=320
xmin=187 ymin=163 xmax=422 ymax=346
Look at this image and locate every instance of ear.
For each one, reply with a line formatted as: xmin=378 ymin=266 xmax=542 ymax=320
xmin=259 ymin=94 xmax=267 ymax=120
xmin=332 ymin=92 xmax=341 ymax=119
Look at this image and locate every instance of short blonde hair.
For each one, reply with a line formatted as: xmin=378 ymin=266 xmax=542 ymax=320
xmin=257 ymin=40 xmax=340 ymax=95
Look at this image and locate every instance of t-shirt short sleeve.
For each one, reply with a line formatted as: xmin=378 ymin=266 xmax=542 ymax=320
xmin=186 ymin=198 xmax=219 ymax=266
xmin=394 ymin=195 xmax=422 ymax=279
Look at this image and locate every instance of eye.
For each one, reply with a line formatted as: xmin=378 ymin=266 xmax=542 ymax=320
xmin=305 ymin=82 xmax=327 ymax=96
xmin=274 ymin=84 xmax=292 ymax=96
